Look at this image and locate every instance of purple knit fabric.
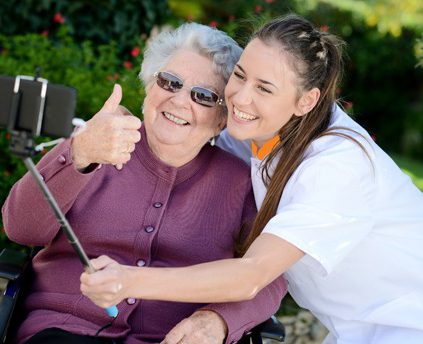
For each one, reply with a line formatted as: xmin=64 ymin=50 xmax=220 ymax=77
xmin=2 ymin=124 xmax=287 ymax=344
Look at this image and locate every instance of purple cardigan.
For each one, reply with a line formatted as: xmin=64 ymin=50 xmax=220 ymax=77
xmin=2 ymin=125 xmax=287 ymax=344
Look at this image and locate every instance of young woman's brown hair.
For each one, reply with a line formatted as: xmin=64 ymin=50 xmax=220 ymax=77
xmin=239 ymin=14 xmax=370 ymax=254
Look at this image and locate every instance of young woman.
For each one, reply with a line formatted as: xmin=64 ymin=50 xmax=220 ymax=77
xmin=81 ymin=14 xmax=423 ymax=343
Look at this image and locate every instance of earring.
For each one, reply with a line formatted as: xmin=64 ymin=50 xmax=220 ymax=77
xmin=209 ymin=136 xmax=216 ymax=146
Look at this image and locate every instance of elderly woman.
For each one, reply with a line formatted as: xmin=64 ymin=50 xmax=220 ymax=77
xmin=2 ymin=23 xmax=286 ymax=344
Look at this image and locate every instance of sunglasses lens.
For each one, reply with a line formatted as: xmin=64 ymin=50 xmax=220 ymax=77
xmin=156 ymin=72 xmax=183 ymax=92
xmin=156 ymin=71 xmax=221 ymax=107
xmin=191 ymin=87 xmax=219 ymax=107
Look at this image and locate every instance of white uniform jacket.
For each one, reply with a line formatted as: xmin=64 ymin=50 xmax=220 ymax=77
xmin=218 ymin=105 xmax=423 ymax=344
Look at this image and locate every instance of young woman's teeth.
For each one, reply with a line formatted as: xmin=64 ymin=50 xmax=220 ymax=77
xmin=163 ymin=112 xmax=189 ymax=125
xmin=234 ymin=107 xmax=257 ymax=121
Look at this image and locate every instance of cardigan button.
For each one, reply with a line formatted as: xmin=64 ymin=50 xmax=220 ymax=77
xmin=58 ymin=155 xmax=66 ymax=164
xmin=153 ymin=202 xmax=163 ymax=208
xmin=136 ymin=259 xmax=146 ymax=267
xmin=126 ymin=298 xmax=136 ymax=305
xmin=145 ymin=226 xmax=155 ymax=233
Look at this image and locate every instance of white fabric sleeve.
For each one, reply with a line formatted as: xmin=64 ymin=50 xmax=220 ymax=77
xmin=216 ymin=129 xmax=251 ymax=165
xmin=263 ymin=139 xmax=375 ymax=276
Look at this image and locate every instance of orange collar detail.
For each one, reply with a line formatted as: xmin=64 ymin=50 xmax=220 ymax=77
xmin=251 ymin=135 xmax=280 ymax=160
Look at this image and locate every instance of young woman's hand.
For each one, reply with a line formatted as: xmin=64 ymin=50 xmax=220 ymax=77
xmin=80 ymin=255 xmax=132 ymax=308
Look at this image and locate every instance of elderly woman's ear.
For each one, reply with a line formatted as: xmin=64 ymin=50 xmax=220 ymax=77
xmin=217 ymin=116 xmax=227 ymax=133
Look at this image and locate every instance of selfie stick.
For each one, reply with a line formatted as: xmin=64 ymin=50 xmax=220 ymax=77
xmin=7 ymin=75 xmax=118 ymax=318
xmin=22 ymin=158 xmax=118 ymax=318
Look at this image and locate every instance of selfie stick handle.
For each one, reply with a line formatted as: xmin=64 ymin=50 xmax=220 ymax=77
xmin=22 ymin=157 xmax=119 ymax=318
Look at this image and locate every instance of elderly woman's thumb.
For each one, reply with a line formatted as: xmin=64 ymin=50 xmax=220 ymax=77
xmin=102 ymin=84 xmax=123 ymax=112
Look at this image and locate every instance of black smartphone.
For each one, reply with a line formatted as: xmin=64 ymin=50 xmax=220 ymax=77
xmin=0 ymin=75 xmax=76 ymax=138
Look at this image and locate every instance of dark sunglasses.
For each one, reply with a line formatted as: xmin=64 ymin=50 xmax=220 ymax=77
xmin=154 ymin=71 xmax=224 ymax=108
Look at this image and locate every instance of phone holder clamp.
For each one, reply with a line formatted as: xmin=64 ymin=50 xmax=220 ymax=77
xmin=7 ymin=75 xmax=49 ymax=157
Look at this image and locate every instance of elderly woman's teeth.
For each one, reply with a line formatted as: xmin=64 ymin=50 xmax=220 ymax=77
xmin=163 ymin=112 xmax=189 ymax=125
xmin=234 ymin=107 xmax=257 ymax=121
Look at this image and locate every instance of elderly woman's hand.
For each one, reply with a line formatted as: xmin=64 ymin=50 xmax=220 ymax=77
xmin=72 ymin=84 xmax=142 ymax=171
xmin=161 ymin=310 xmax=228 ymax=344
xmin=80 ymin=255 xmax=132 ymax=308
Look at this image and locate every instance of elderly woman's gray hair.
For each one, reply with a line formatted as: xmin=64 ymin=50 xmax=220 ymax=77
xmin=140 ymin=23 xmax=242 ymax=87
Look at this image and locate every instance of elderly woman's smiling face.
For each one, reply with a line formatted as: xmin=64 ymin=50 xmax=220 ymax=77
xmin=143 ymin=50 xmax=226 ymax=164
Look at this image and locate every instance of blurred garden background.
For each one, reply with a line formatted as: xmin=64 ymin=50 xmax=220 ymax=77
xmin=0 ymin=0 xmax=422 ymax=325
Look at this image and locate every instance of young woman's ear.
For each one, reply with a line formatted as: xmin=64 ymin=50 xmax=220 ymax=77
xmin=296 ymin=87 xmax=321 ymax=116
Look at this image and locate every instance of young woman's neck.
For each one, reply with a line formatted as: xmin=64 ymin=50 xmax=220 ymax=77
xmin=252 ymin=139 xmax=265 ymax=149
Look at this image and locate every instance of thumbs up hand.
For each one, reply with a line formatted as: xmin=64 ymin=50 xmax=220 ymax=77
xmin=72 ymin=84 xmax=142 ymax=171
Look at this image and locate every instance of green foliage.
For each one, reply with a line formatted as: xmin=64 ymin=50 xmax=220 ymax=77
xmin=0 ymin=30 xmax=146 ymax=248
xmin=417 ymin=35 xmax=423 ymax=68
xmin=169 ymin=0 xmax=298 ymax=45
xmin=0 ymin=29 xmax=145 ymax=121
xmin=0 ymin=0 xmax=171 ymax=56
xmin=392 ymin=154 xmax=423 ymax=191
xmin=304 ymin=0 xmax=423 ymax=36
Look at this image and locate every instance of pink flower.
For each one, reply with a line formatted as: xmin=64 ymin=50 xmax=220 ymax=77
xmin=106 ymin=74 xmax=120 ymax=81
xmin=265 ymin=0 xmax=274 ymax=3
xmin=41 ymin=30 xmax=49 ymax=37
xmin=123 ymin=61 xmax=133 ymax=70
xmin=209 ymin=21 xmax=218 ymax=28
xmin=344 ymin=101 xmax=353 ymax=110
xmin=320 ymin=25 xmax=329 ymax=32
xmin=53 ymin=12 xmax=65 ymax=24
xmin=131 ymin=47 xmax=141 ymax=57
xmin=255 ymin=5 xmax=263 ymax=13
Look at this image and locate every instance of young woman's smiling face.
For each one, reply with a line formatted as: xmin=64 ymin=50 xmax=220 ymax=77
xmin=225 ymin=38 xmax=304 ymax=147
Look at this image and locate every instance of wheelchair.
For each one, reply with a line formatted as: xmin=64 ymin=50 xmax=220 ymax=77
xmin=0 ymin=248 xmax=285 ymax=344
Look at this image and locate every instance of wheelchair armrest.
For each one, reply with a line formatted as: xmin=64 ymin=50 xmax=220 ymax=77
xmin=250 ymin=315 xmax=285 ymax=342
xmin=0 ymin=249 xmax=30 ymax=281
xmin=0 ymin=248 xmax=31 ymax=344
